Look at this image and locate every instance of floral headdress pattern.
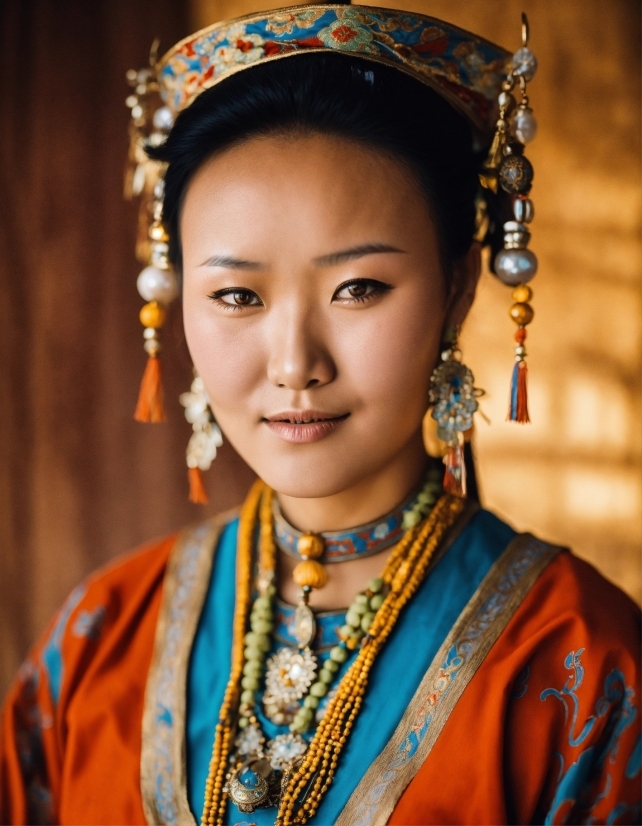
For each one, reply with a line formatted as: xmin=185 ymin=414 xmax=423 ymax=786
xmin=157 ymin=4 xmax=510 ymax=137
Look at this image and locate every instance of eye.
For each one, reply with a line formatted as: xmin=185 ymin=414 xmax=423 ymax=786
xmin=208 ymin=287 xmax=263 ymax=310
xmin=333 ymin=279 xmax=391 ymax=304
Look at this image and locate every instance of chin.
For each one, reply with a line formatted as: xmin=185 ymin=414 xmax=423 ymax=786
xmin=230 ymin=434 xmax=381 ymax=499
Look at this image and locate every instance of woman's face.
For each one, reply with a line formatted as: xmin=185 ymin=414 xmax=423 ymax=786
xmin=181 ymin=133 xmax=477 ymax=499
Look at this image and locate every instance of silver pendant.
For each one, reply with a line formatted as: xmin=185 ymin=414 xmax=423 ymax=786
xmin=267 ymin=732 xmax=308 ymax=771
xmin=264 ymin=647 xmax=317 ymax=706
xmin=294 ymin=601 xmax=316 ymax=648
xmin=225 ymin=758 xmax=279 ymax=813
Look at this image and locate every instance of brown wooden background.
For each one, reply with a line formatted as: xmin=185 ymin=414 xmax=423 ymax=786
xmin=1 ymin=0 xmax=640 ymax=698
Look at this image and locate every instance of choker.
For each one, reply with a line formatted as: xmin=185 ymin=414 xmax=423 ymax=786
xmin=272 ymin=467 xmax=443 ymax=563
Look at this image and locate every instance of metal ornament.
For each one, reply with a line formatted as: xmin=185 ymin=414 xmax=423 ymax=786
xmin=481 ymin=13 xmax=539 ymax=423
xmin=429 ymin=339 xmax=483 ymax=498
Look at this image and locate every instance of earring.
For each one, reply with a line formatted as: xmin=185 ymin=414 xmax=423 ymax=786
xmin=428 ymin=329 xmax=483 ymax=498
xmin=125 ymin=49 xmax=179 ymax=423
xmin=480 ymin=13 xmax=538 ymax=423
xmin=179 ymin=374 xmax=223 ymax=504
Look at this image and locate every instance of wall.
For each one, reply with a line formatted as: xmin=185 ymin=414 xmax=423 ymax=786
xmin=1 ymin=0 xmax=639 ymax=697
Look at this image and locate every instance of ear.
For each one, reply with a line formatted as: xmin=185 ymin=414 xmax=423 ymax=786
xmin=446 ymin=242 xmax=482 ymax=329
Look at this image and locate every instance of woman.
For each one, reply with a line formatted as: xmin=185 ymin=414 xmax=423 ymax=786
xmin=1 ymin=5 xmax=640 ymax=825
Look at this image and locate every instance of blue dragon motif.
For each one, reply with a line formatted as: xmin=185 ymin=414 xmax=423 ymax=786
xmin=540 ymin=650 xmax=638 ymax=824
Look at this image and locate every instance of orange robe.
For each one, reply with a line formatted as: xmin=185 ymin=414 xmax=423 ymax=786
xmin=1 ymin=513 xmax=640 ymax=825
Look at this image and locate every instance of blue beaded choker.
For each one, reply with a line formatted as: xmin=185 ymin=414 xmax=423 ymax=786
xmin=272 ymin=466 xmax=443 ymax=563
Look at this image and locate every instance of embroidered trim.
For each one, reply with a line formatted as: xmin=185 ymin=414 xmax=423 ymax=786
xmin=336 ymin=533 xmax=563 ymax=826
xmin=272 ymin=487 xmax=419 ymax=562
xmin=157 ymin=4 xmax=510 ymax=136
xmin=140 ymin=514 xmax=234 ymax=826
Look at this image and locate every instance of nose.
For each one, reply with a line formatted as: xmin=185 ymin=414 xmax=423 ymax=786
xmin=266 ymin=305 xmax=336 ymax=391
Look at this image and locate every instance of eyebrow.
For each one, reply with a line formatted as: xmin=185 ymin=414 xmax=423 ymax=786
xmin=199 ymin=243 xmax=406 ymax=270
xmin=199 ymin=254 xmax=265 ymax=270
xmin=313 ymin=243 xmax=406 ymax=267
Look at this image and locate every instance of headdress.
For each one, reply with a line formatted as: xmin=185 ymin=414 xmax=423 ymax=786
xmin=124 ymin=4 xmax=540 ymax=501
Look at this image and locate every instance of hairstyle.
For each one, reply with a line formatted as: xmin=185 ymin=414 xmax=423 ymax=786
xmin=149 ymin=53 xmax=504 ymax=285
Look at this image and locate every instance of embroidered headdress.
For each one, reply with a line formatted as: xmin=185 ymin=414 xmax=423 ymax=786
xmin=156 ymin=4 xmax=510 ymax=137
xmin=125 ymin=4 xmax=541 ymax=502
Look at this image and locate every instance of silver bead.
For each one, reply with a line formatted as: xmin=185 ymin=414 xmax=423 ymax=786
xmin=153 ymin=179 xmax=165 ymax=200
xmin=150 ymin=242 xmax=170 ymax=269
xmin=515 ymin=345 xmax=526 ymax=357
xmin=143 ymin=327 xmax=158 ymax=340
xmin=494 ymin=248 xmax=538 ymax=285
xmin=137 ymin=265 xmax=179 ymax=304
xmin=511 ymin=47 xmax=538 ymax=81
xmin=153 ymin=106 xmax=174 ymax=131
xmin=513 ymin=198 xmax=534 ymax=223
xmin=512 ymin=106 xmax=538 ymax=144
xmin=503 ymin=230 xmax=531 ymax=250
xmin=144 ymin=338 xmax=161 ymax=356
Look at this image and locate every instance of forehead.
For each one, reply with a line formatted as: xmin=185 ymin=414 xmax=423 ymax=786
xmin=180 ymin=132 xmax=437 ymax=257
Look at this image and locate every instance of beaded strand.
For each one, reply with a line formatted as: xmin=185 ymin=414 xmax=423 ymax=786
xmin=202 ymin=478 xmax=266 ymax=826
xmin=202 ymin=484 xmax=465 ymax=825
xmin=277 ymin=494 xmax=464 ymax=824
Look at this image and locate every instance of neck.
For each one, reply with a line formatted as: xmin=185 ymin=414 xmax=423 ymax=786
xmin=276 ymin=429 xmax=429 ymax=533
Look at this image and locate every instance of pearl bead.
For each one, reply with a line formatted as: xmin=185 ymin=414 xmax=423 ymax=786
xmin=136 ymin=265 xmax=179 ymax=304
xmin=153 ymin=105 xmax=174 ymax=131
xmin=494 ymin=249 xmax=538 ymax=285
xmin=512 ymin=106 xmax=538 ymax=144
xmin=511 ymin=47 xmax=538 ymax=81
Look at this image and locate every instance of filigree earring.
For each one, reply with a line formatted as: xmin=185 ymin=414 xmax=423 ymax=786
xmin=428 ymin=329 xmax=483 ymax=497
xmin=179 ymin=374 xmax=223 ymax=504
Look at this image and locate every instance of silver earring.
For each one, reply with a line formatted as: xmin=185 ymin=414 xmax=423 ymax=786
xmin=179 ymin=373 xmax=223 ymax=504
xmin=428 ymin=330 xmax=483 ymax=497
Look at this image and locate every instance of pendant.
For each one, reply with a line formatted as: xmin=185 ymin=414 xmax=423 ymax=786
xmin=234 ymin=723 xmax=265 ymax=758
xmin=294 ymin=601 xmax=316 ymax=648
xmin=266 ymin=732 xmax=308 ymax=771
xmin=264 ymin=647 xmax=317 ymax=706
xmin=225 ymin=758 xmax=280 ymax=813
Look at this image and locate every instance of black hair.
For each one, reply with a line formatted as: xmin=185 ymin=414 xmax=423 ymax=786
xmin=149 ymin=52 xmax=502 ymax=285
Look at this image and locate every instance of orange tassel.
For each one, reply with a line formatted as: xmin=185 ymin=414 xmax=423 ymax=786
xmin=443 ymin=443 xmax=466 ymax=498
xmin=134 ymin=354 xmax=166 ymax=423
xmin=188 ymin=466 xmax=208 ymax=505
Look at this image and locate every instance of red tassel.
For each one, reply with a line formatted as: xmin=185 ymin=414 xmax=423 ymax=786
xmin=188 ymin=467 xmax=208 ymax=505
xmin=443 ymin=443 xmax=466 ymax=498
xmin=134 ymin=355 xmax=166 ymax=423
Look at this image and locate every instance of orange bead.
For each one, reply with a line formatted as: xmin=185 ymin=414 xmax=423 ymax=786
xmin=509 ymin=302 xmax=534 ymax=326
xmin=139 ymin=300 xmax=166 ymax=329
xmin=512 ymin=284 xmax=533 ymax=303
xmin=292 ymin=559 xmax=328 ymax=589
xmin=297 ymin=532 xmax=324 ymax=559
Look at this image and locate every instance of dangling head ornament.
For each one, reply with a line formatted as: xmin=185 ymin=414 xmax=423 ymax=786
xmin=124 ymin=4 xmax=540 ymax=502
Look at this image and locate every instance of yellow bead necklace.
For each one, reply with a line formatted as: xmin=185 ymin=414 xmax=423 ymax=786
xmin=202 ymin=480 xmax=465 ymax=826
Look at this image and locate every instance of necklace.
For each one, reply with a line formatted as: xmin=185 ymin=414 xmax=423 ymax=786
xmin=272 ymin=472 xmax=439 ymax=562
xmin=201 ymin=479 xmax=465 ymax=826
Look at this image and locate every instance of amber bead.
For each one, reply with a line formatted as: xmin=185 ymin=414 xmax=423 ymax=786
xmin=512 ymin=284 xmax=533 ymax=303
xmin=510 ymin=302 xmax=534 ymax=326
xmin=139 ymin=300 xmax=166 ymax=329
xmin=292 ymin=559 xmax=328 ymax=589
xmin=297 ymin=532 xmax=324 ymax=560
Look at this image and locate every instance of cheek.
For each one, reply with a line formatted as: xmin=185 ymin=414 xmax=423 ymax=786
xmin=182 ymin=292 xmax=265 ymax=408
xmin=338 ymin=290 xmax=444 ymax=414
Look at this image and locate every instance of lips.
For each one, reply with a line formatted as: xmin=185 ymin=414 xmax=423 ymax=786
xmin=263 ymin=410 xmax=349 ymax=443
